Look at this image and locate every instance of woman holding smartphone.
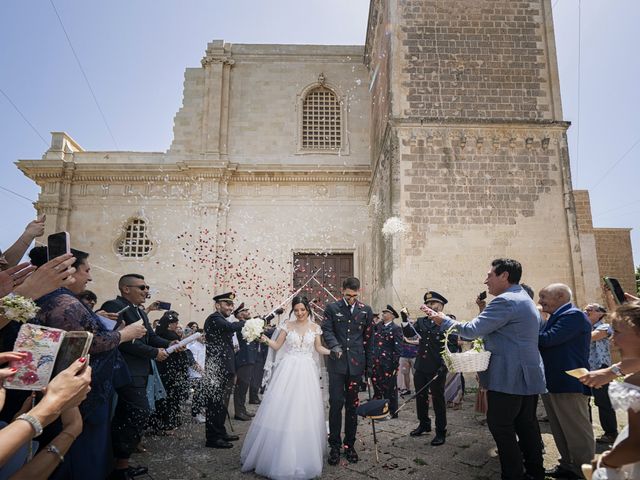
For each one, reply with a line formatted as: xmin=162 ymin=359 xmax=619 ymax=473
xmin=29 ymin=246 xmax=146 ymax=480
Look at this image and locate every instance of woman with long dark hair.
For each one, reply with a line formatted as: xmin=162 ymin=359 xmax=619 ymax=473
xmin=241 ymin=296 xmax=331 ymax=479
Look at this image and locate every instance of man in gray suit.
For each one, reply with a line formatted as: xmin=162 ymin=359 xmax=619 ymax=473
xmin=430 ymin=258 xmax=546 ymax=480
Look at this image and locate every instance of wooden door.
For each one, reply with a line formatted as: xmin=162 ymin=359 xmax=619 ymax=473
xmin=292 ymin=253 xmax=353 ymax=317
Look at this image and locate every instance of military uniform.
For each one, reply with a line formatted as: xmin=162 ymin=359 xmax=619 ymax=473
xmin=401 ymin=291 xmax=457 ymax=444
xmin=232 ymin=303 xmax=258 ymax=419
xmin=204 ymin=293 xmax=245 ymax=447
xmin=369 ymin=305 xmax=403 ymax=416
xmin=322 ymin=298 xmax=374 ymax=452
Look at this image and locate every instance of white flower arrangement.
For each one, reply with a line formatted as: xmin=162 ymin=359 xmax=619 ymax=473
xmin=441 ymin=327 xmax=491 ymax=373
xmin=382 ymin=216 xmax=408 ymax=238
xmin=241 ymin=317 xmax=265 ymax=343
xmin=0 ymin=294 xmax=39 ymax=323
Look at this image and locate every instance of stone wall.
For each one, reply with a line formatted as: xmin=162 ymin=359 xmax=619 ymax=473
xmin=595 ymin=228 xmax=636 ymax=295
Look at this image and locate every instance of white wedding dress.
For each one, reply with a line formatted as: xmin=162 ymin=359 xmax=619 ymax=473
xmin=593 ymin=381 xmax=640 ymax=479
xmin=240 ymin=322 xmax=326 ymax=480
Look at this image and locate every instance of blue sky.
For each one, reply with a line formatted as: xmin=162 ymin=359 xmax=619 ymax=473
xmin=1 ymin=0 xmax=638 ymax=267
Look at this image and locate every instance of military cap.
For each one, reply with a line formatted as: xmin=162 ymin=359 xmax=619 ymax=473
xmin=382 ymin=304 xmax=399 ymax=319
xmin=356 ymin=399 xmax=390 ymax=420
xmin=213 ymin=292 xmax=235 ymax=303
xmin=232 ymin=302 xmax=248 ymax=317
xmin=423 ymin=290 xmax=448 ymax=305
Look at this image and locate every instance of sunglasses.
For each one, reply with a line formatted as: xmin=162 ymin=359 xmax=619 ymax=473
xmin=126 ymin=285 xmax=150 ymax=291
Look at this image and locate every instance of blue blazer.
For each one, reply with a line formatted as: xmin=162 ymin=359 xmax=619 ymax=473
xmin=539 ymin=303 xmax=591 ymax=394
xmin=440 ymin=284 xmax=546 ymax=395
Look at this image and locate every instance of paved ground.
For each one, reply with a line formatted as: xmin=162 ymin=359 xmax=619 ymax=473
xmin=132 ymin=381 xmax=611 ymax=480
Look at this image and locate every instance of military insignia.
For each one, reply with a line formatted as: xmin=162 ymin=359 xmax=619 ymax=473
xmin=336 ymin=313 xmax=344 ymax=317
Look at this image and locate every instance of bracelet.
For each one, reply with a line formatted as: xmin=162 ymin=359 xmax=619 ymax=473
xmin=59 ymin=430 xmax=77 ymax=442
xmin=610 ymin=363 xmax=624 ymax=377
xmin=16 ymin=413 xmax=43 ymax=437
xmin=46 ymin=444 xmax=64 ymax=463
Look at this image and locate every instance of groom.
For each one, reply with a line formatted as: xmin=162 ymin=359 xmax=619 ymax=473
xmin=322 ymin=277 xmax=374 ymax=465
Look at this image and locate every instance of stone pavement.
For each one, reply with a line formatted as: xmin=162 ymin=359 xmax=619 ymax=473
xmin=132 ymin=384 xmax=611 ymax=480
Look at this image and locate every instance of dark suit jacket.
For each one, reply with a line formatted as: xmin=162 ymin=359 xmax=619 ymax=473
xmin=322 ymin=299 xmax=373 ymax=376
xmin=204 ymin=311 xmax=244 ymax=377
xmin=369 ymin=321 xmax=403 ymax=376
xmin=235 ymin=332 xmax=258 ymax=369
xmin=539 ymin=303 xmax=591 ymax=394
xmin=403 ymin=316 xmax=457 ymax=375
xmin=100 ymin=296 xmax=170 ymax=377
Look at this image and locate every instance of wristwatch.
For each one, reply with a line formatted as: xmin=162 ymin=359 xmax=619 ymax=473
xmin=610 ymin=364 xmax=624 ymax=377
xmin=16 ymin=413 xmax=43 ymax=437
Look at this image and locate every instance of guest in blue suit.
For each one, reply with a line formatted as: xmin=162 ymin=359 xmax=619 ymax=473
xmin=538 ymin=283 xmax=594 ymax=480
xmin=430 ymin=258 xmax=546 ymax=480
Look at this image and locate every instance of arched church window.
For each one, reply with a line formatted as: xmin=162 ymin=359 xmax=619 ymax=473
xmin=302 ymin=86 xmax=342 ymax=150
xmin=116 ymin=218 xmax=153 ymax=258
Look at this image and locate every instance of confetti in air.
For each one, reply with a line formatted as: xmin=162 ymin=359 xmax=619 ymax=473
xmin=381 ymin=216 xmax=408 ymax=239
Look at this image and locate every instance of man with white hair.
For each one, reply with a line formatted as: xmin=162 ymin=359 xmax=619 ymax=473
xmin=538 ymin=283 xmax=594 ymax=480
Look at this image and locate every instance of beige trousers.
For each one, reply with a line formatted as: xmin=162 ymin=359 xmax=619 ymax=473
xmin=542 ymin=392 xmax=595 ymax=476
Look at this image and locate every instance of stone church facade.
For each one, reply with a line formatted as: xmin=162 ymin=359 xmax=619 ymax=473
xmin=17 ymin=0 xmax=634 ymax=322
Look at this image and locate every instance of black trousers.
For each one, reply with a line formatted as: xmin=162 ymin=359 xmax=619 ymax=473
xmin=328 ymin=372 xmax=360 ymax=449
xmin=487 ymin=390 xmax=544 ymax=480
xmin=191 ymin=378 xmax=207 ymax=417
xmin=414 ymin=369 xmax=446 ymax=433
xmin=112 ymin=376 xmax=151 ymax=460
xmin=250 ymin=360 xmax=265 ymax=402
xmin=371 ymin=369 xmax=398 ymax=415
xmin=591 ymin=370 xmax=618 ymax=436
xmin=233 ymin=364 xmax=253 ymax=416
xmin=205 ymin=373 xmax=234 ymax=443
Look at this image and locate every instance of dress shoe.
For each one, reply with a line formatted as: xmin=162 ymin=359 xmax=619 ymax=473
xmin=596 ymin=433 xmax=617 ymax=444
xmin=223 ymin=434 xmax=240 ymax=441
xmin=206 ymin=439 xmax=233 ymax=449
xmin=345 ymin=446 xmax=359 ymax=463
xmin=328 ymin=447 xmax=341 ymax=466
xmin=545 ymin=466 xmax=581 ymax=479
xmin=430 ymin=431 xmax=446 ymax=446
xmin=234 ymin=412 xmax=252 ymax=421
xmin=410 ymin=423 xmax=432 ymax=436
xmin=127 ymin=466 xmax=149 ymax=477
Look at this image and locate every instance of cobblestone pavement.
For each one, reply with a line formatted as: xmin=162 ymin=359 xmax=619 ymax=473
xmin=132 ymin=384 xmax=611 ymax=480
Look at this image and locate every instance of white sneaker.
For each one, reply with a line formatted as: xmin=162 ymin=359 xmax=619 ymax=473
xmin=195 ymin=414 xmax=206 ymax=424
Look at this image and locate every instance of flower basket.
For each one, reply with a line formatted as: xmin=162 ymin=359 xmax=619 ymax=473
xmin=442 ymin=327 xmax=491 ymax=373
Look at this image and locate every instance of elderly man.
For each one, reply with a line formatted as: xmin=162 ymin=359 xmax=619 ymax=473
xmin=538 ymin=284 xmax=594 ymax=479
xmin=429 ymin=258 xmax=546 ymax=480
xmin=584 ymin=303 xmax=618 ymax=445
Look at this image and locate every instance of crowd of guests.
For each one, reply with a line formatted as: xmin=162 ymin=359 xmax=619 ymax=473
xmin=1 ymin=216 xmax=639 ymax=480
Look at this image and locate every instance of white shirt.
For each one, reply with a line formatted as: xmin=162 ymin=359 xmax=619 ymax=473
xmin=188 ymin=341 xmax=206 ymax=378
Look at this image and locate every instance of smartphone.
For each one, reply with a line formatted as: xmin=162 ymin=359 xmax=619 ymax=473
xmin=478 ymin=291 xmax=487 ymax=301
xmin=603 ymin=277 xmax=626 ymax=305
xmin=47 ymin=232 xmax=70 ymax=261
xmin=156 ymin=301 xmax=171 ymax=310
xmin=116 ymin=305 xmax=131 ymax=315
xmin=51 ymin=331 xmax=93 ymax=378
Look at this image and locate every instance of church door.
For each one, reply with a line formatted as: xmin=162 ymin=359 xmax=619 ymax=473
xmin=292 ymin=253 xmax=353 ymax=317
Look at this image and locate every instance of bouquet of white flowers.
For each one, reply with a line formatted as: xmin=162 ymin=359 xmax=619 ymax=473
xmin=241 ymin=317 xmax=265 ymax=343
xmin=0 ymin=294 xmax=39 ymax=323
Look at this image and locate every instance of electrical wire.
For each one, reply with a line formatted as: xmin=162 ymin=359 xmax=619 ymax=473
xmin=0 ymin=88 xmax=49 ymax=148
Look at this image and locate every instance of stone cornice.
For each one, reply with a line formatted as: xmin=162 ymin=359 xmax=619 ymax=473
xmin=17 ymin=160 xmax=371 ymax=185
xmin=391 ymin=118 xmax=571 ymax=130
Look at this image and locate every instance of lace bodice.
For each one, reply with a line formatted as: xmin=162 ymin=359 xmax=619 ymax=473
xmin=609 ymin=381 xmax=640 ymax=412
xmin=282 ymin=322 xmax=321 ymax=356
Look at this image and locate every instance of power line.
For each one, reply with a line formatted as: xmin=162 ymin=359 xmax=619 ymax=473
xmin=590 ymin=135 xmax=640 ymax=190
xmin=0 ymin=87 xmax=49 ymax=148
xmin=49 ymin=0 xmax=119 ymax=150
xmin=594 ymin=198 xmax=640 ymax=217
xmin=0 ymin=185 xmax=36 ymax=204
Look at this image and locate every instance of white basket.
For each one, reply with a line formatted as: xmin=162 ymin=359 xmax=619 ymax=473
xmin=445 ymin=348 xmax=491 ymax=373
xmin=442 ymin=327 xmax=491 ymax=373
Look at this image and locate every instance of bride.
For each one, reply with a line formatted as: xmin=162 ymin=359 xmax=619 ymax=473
xmin=240 ymin=296 xmax=331 ymax=480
